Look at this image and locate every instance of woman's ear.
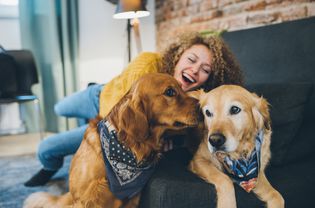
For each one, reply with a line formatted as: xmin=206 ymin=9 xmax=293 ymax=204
xmin=251 ymin=93 xmax=271 ymax=131
xmin=118 ymin=97 xmax=149 ymax=143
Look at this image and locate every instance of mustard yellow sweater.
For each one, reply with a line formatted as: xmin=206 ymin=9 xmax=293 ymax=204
xmin=99 ymin=52 xmax=162 ymax=118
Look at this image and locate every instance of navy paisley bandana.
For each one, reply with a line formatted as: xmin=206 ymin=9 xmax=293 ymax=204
xmin=98 ymin=119 xmax=156 ymax=200
xmin=216 ymin=131 xmax=264 ymax=192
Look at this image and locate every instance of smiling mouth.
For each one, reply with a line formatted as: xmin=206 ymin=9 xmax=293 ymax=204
xmin=182 ymin=72 xmax=196 ymax=84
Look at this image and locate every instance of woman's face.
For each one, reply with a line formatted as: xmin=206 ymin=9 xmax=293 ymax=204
xmin=173 ymin=44 xmax=212 ymax=92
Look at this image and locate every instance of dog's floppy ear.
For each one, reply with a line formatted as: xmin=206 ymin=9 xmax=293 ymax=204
xmin=118 ymin=96 xmax=149 ymax=143
xmin=187 ymin=89 xmax=206 ymax=100
xmin=251 ymin=93 xmax=271 ymax=130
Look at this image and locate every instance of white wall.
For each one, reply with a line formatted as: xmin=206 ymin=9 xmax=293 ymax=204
xmin=1 ymin=0 xmax=156 ymax=90
xmin=0 ymin=1 xmax=24 ymax=134
xmin=78 ymin=0 xmax=156 ymax=89
xmin=0 ymin=2 xmax=21 ymax=49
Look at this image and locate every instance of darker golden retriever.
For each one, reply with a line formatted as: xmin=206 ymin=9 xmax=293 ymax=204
xmin=189 ymin=85 xmax=284 ymax=208
xmin=24 ymin=73 xmax=199 ymax=208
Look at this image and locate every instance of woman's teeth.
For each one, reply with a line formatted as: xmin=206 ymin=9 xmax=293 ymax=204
xmin=182 ymin=73 xmax=196 ymax=83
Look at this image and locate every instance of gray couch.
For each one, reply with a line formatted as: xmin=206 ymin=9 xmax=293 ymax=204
xmin=139 ymin=17 xmax=315 ymax=208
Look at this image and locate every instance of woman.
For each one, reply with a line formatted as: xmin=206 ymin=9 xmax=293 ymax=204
xmin=24 ymin=32 xmax=243 ymax=187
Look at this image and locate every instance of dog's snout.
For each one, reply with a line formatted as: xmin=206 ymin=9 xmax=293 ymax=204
xmin=209 ymin=133 xmax=226 ymax=148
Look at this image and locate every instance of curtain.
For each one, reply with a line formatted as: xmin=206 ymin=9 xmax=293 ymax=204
xmin=19 ymin=0 xmax=79 ymax=132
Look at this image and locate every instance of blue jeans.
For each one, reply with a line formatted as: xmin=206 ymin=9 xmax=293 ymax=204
xmin=37 ymin=84 xmax=104 ymax=171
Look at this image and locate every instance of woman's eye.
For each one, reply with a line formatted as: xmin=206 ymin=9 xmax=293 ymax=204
xmin=230 ymin=106 xmax=241 ymax=115
xmin=205 ymin=109 xmax=213 ymax=117
xmin=202 ymin=68 xmax=210 ymax=74
xmin=164 ymin=87 xmax=176 ymax=97
xmin=188 ymin=57 xmax=196 ymax=63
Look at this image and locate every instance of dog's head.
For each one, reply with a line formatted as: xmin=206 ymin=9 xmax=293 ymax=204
xmin=191 ymin=85 xmax=270 ymax=159
xmin=108 ymin=73 xmax=199 ymax=161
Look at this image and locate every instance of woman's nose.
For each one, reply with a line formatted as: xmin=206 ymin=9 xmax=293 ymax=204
xmin=191 ymin=65 xmax=199 ymax=74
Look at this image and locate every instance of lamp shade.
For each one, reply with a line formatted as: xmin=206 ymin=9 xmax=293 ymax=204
xmin=113 ymin=0 xmax=150 ymax=19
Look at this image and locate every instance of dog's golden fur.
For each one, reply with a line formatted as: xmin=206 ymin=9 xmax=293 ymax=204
xmin=24 ymin=73 xmax=199 ymax=208
xmin=189 ymin=85 xmax=284 ymax=208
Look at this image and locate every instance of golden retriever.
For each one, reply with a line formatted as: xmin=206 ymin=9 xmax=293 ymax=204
xmin=189 ymin=85 xmax=284 ymax=208
xmin=24 ymin=73 xmax=199 ymax=208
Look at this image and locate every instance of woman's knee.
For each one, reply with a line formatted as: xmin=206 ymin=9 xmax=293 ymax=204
xmin=54 ymin=101 xmax=64 ymax=116
xmin=53 ymin=85 xmax=103 ymax=118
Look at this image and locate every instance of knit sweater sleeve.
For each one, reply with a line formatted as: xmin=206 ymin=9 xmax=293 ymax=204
xmin=99 ymin=52 xmax=162 ymax=118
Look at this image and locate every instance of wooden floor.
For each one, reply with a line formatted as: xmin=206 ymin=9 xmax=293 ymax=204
xmin=0 ymin=132 xmax=54 ymax=157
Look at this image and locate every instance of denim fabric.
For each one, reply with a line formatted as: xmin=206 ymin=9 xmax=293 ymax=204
xmin=54 ymin=84 xmax=103 ymax=119
xmin=38 ymin=84 xmax=104 ymax=170
xmin=38 ymin=124 xmax=88 ymax=170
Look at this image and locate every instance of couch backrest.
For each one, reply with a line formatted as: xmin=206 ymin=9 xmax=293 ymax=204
xmin=222 ymin=17 xmax=315 ymax=121
xmin=221 ymin=17 xmax=315 ymax=165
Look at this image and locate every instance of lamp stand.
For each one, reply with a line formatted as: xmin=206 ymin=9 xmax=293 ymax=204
xmin=126 ymin=18 xmax=143 ymax=62
xmin=127 ymin=19 xmax=131 ymax=62
xmin=132 ymin=18 xmax=142 ymax=53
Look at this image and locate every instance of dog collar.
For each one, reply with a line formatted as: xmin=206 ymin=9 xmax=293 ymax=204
xmin=217 ymin=131 xmax=263 ymax=193
xmin=98 ymin=119 xmax=156 ymax=200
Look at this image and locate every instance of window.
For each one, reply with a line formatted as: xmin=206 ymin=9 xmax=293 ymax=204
xmin=0 ymin=0 xmax=19 ymax=18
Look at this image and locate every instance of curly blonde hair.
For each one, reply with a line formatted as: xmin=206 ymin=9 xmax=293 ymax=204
xmin=160 ymin=32 xmax=244 ymax=92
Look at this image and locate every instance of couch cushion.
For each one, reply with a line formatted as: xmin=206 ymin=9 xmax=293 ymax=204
xmin=282 ymin=121 xmax=315 ymax=164
xmin=139 ymin=148 xmax=315 ymax=208
xmin=140 ymin=149 xmax=217 ymax=208
xmin=139 ymin=149 xmax=264 ymax=208
xmin=246 ymin=82 xmax=313 ymax=166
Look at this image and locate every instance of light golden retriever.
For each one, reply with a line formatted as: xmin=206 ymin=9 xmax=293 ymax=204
xmin=24 ymin=73 xmax=199 ymax=208
xmin=189 ymin=85 xmax=284 ymax=208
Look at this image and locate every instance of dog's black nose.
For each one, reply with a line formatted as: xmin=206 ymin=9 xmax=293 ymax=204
xmin=209 ymin=133 xmax=226 ymax=148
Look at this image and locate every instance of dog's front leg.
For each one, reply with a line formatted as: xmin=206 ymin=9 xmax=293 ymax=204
xmin=253 ymin=173 xmax=284 ymax=208
xmin=190 ymin=157 xmax=236 ymax=208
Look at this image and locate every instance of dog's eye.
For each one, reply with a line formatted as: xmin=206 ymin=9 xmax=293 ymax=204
xmin=164 ymin=87 xmax=176 ymax=97
xmin=230 ymin=106 xmax=241 ymax=115
xmin=205 ymin=109 xmax=213 ymax=117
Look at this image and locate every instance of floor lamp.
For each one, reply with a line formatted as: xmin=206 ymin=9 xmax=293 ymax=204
xmin=113 ymin=0 xmax=150 ymax=62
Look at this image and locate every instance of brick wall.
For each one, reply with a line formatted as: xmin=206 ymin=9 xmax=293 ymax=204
xmin=155 ymin=0 xmax=315 ymax=51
